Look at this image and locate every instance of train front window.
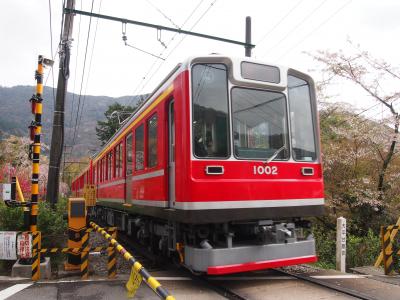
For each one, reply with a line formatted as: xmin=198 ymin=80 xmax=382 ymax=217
xmin=288 ymin=76 xmax=316 ymax=161
xmin=232 ymin=88 xmax=289 ymax=160
xmin=192 ymin=63 xmax=229 ymax=158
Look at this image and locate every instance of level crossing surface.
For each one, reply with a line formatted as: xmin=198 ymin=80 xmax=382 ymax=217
xmin=0 ymin=268 xmax=400 ymax=300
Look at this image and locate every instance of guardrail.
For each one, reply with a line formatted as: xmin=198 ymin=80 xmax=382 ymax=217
xmin=90 ymin=221 xmax=175 ymax=300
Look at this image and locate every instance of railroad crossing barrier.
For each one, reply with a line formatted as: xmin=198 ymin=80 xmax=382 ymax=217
xmin=90 ymin=221 xmax=175 ymax=300
xmin=380 ymin=225 xmax=400 ymax=275
xmin=375 ymin=217 xmax=400 ymax=267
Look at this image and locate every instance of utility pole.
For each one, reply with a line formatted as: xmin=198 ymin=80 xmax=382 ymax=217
xmin=245 ymin=16 xmax=252 ymax=57
xmin=47 ymin=0 xmax=75 ymax=207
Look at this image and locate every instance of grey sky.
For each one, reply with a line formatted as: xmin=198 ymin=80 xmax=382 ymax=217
xmin=1 ymin=0 xmax=399 ymax=118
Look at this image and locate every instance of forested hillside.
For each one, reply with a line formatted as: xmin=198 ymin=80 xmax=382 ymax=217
xmin=0 ymin=85 xmax=141 ymax=156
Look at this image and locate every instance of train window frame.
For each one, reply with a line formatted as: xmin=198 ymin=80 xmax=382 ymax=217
xmin=135 ymin=124 xmax=145 ymax=171
xmin=191 ymin=62 xmax=231 ymax=160
xmin=230 ymin=86 xmax=290 ymax=162
xmin=147 ymin=113 xmax=158 ymax=169
xmin=287 ymin=73 xmax=318 ymax=162
xmin=126 ymin=133 xmax=133 ymax=176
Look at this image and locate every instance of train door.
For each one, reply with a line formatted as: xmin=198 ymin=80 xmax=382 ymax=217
xmin=168 ymin=100 xmax=175 ymax=208
xmin=125 ymin=133 xmax=133 ymax=204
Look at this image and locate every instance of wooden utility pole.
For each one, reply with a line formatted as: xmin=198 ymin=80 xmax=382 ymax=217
xmin=47 ymin=0 xmax=75 ymax=206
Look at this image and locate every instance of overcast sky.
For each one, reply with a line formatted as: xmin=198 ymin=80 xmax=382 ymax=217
xmin=1 ymin=0 xmax=400 ymax=118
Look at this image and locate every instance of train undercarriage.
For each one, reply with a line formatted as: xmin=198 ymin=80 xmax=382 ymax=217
xmin=91 ymin=205 xmax=317 ymax=274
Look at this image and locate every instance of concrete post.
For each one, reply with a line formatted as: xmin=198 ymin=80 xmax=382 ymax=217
xmin=336 ymin=217 xmax=346 ymax=272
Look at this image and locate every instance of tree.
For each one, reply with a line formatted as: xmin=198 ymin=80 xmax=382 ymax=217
xmin=310 ymin=43 xmax=400 ymax=207
xmin=95 ymin=103 xmax=135 ymax=145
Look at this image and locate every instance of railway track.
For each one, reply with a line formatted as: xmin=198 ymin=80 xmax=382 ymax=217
xmin=93 ymin=223 xmax=380 ymax=300
xmin=274 ymin=268 xmax=378 ymax=300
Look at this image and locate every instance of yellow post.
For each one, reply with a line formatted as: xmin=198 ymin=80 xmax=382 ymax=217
xmin=29 ymin=55 xmax=44 ymax=233
xmin=16 ymin=177 xmax=31 ymax=230
xmin=375 ymin=217 xmax=400 ymax=267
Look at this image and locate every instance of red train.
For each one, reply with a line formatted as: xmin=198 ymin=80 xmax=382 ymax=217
xmin=72 ymin=55 xmax=324 ymax=275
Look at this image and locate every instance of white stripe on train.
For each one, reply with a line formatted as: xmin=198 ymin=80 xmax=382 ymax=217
xmin=97 ymin=198 xmax=324 ymax=209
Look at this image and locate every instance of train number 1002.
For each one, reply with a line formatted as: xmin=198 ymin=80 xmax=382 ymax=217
xmin=253 ymin=165 xmax=278 ymax=175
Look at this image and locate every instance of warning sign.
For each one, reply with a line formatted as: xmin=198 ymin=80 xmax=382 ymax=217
xmin=0 ymin=232 xmax=17 ymax=260
xmin=17 ymin=232 xmax=32 ymax=259
xmin=126 ymin=266 xmax=142 ymax=298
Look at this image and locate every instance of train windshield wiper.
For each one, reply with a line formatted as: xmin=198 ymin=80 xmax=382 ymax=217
xmin=265 ymin=145 xmax=286 ymax=164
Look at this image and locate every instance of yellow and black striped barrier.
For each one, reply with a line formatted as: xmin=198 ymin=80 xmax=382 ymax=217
xmin=90 ymin=222 xmax=175 ymax=300
xmin=107 ymin=227 xmax=117 ymax=278
xmin=32 ymin=246 xmax=112 ymax=255
xmin=381 ymin=225 xmax=400 ymax=275
xmin=31 ymin=231 xmax=41 ymax=281
xmin=81 ymin=230 xmax=90 ymax=279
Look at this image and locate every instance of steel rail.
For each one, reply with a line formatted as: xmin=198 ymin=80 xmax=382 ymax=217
xmin=275 ymin=268 xmax=379 ymax=300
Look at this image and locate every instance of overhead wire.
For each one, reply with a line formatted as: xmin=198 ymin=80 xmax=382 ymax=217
xmin=260 ymin=0 xmax=329 ymax=59
xmin=130 ymin=0 xmax=217 ymax=106
xmin=71 ymin=0 xmax=95 ymax=147
xmin=255 ymin=0 xmax=304 ymax=48
xmin=145 ymin=0 xmax=180 ymax=29
xmin=276 ymin=0 xmax=353 ymax=62
xmin=68 ymin=0 xmax=83 ymax=146
xmin=77 ymin=0 xmax=103 ymax=142
xmin=126 ymin=0 xmax=206 ymax=107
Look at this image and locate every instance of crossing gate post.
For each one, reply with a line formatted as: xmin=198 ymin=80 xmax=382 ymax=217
xmin=81 ymin=230 xmax=89 ymax=279
xmin=31 ymin=231 xmax=41 ymax=281
xmin=381 ymin=226 xmax=395 ymax=275
xmin=65 ymin=198 xmax=87 ymax=271
xmin=107 ymin=227 xmax=117 ymax=278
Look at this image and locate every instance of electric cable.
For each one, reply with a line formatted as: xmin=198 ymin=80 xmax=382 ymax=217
xmin=260 ymin=0 xmax=328 ymax=59
xmin=276 ymin=0 xmax=353 ymax=62
xmin=131 ymin=0 xmax=217 ymax=105
xmin=76 ymin=0 xmax=103 ymax=143
xmin=68 ymin=0 xmax=83 ymax=146
xmin=256 ymin=0 xmax=304 ymax=48
xmin=126 ymin=0 xmax=206 ymax=107
xmin=145 ymin=0 xmax=180 ymax=29
xmin=71 ymin=0 xmax=95 ymax=147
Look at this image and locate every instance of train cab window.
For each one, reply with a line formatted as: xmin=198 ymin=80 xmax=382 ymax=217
xmin=232 ymin=88 xmax=289 ymax=160
xmin=126 ymin=134 xmax=133 ymax=175
xmin=192 ymin=63 xmax=229 ymax=158
xmin=147 ymin=114 xmax=158 ymax=168
xmin=135 ymin=125 xmax=144 ymax=170
xmin=288 ymin=76 xmax=317 ymax=161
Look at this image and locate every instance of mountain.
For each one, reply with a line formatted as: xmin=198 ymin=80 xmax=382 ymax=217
xmin=0 ymin=85 xmax=142 ymax=157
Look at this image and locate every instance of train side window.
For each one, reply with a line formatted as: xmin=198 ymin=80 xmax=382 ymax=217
xmin=135 ymin=124 xmax=145 ymax=170
xmin=116 ymin=143 xmax=122 ymax=177
xmin=101 ymin=157 xmax=106 ymax=182
xmin=147 ymin=114 xmax=158 ymax=168
xmin=126 ymin=133 xmax=133 ymax=175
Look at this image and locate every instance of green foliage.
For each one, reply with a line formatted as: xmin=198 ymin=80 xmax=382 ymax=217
xmin=37 ymin=198 xmax=68 ymax=249
xmin=95 ymin=102 xmax=136 ymax=145
xmin=313 ymin=222 xmax=381 ymax=269
xmin=346 ymin=229 xmax=381 ymax=268
xmin=0 ymin=202 xmax=25 ymax=231
xmin=0 ymin=199 xmax=67 ymax=248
